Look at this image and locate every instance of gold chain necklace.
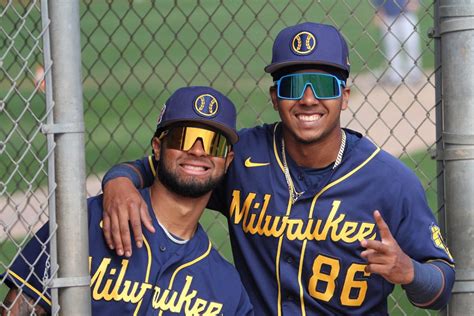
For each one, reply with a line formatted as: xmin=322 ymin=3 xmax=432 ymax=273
xmin=281 ymin=129 xmax=346 ymax=204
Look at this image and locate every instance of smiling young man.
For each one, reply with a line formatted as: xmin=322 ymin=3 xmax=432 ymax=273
xmin=1 ymin=86 xmax=253 ymax=315
xmin=100 ymin=23 xmax=455 ymax=315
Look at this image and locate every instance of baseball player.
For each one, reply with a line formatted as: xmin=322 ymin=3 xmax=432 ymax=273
xmin=100 ymin=23 xmax=455 ymax=315
xmin=1 ymin=86 xmax=254 ymax=315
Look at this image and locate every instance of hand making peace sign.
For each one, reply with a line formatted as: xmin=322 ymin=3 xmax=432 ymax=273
xmin=360 ymin=210 xmax=415 ymax=285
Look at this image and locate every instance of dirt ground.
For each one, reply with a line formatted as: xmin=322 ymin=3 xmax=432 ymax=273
xmin=1 ymin=73 xmax=437 ymax=240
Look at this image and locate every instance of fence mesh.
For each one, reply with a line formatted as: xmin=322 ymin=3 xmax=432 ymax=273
xmin=1 ymin=1 xmax=440 ymax=315
xmin=1 ymin=0 xmax=54 ymax=312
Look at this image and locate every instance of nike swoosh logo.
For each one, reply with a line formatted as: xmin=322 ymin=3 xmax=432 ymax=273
xmin=244 ymin=157 xmax=270 ymax=168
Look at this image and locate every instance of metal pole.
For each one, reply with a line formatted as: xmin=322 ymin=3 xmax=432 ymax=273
xmin=438 ymin=1 xmax=474 ymax=315
xmin=40 ymin=0 xmax=60 ymax=313
xmin=431 ymin=1 xmax=447 ymax=315
xmin=47 ymin=0 xmax=91 ymax=315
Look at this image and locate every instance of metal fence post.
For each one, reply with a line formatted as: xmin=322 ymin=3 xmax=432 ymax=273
xmin=433 ymin=1 xmax=446 ymax=314
xmin=439 ymin=1 xmax=474 ymax=315
xmin=47 ymin=0 xmax=91 ymax=314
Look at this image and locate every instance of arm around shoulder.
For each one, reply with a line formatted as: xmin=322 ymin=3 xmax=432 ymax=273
xmin=101 ymin=156 xmax=156 ymax=257
xmin=101 ymin=156 xmax=156 ymax=191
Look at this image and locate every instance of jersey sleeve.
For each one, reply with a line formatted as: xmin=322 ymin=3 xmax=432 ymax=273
xmin=235 ymin=282 xmax=254 ymax=315
xmin=101 ymin=155 xmax=156 ymax=190
xmin=1 ymin=223 xmax=52 ymax=312
xmin=392 ymin=175 xmax=454 ymax=266
xmin=387 ymin=169 xmax=455 ymax=309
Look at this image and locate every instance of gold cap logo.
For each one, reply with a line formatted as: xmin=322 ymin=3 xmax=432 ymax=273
xmin=194 ymin=94 xmax=219 ymax=117
xmin=292 ymin=31 xmax=316 ymax=55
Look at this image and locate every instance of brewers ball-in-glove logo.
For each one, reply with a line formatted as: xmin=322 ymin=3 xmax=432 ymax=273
xmin=430 ymin=223 xmax=453 ymax=261
xmin=194 ymin=94 xmax=218 ymax=117
xmin=292 ymin=31 xmax=316 ymax=55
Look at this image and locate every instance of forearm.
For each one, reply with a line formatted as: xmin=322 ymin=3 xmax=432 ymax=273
xmin=1 ymin=288 xmax=48 ymax=316
xmin=403 ymin=260 xmax=455 ymax=310
xmin=101 ymin=156 xmax=155 ymax=191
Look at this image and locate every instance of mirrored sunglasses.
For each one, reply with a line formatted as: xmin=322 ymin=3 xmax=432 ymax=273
xmin=161 ymin=126 xmax=230 ymax=158
xmin=275 ymin=73 xmax=346 ymax=100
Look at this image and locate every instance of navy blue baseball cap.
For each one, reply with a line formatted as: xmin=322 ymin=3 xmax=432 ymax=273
xmin=264 ymin=22 xmax=350 ymax=76
xmin=155 ymin=86 xmax=238 ymax=144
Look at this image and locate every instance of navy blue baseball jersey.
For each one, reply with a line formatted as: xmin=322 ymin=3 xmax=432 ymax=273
xmin=104 ymin=123 xmax=455 ymax=315
xmin=2 ymin=189 xmax=253 ymax=315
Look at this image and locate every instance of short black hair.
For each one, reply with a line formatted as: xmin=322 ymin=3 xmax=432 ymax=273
xmin=271 ymin=64 xmax=348 ymax=82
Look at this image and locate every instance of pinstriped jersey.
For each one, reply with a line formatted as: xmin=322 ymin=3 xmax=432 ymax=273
xmin=2 ymin=189 xmax=253 ymax=315
xmin=100 ymin=123 xmax=455 ymax=315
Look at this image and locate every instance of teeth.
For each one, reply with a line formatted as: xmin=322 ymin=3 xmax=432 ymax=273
xmin=183 ymin=165 xmax=206 ymax=171
xmin=298 ymin=114 xmax=321 ymax=121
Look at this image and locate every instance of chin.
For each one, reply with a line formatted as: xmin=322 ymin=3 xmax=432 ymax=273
xmin=293 ymin=130 xmax=324 ymax=144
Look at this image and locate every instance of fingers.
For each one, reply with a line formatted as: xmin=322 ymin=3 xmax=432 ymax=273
xmin=103 ymin=213 xmax=113 ymax=249
xmin=130 ymin=215 xmax=143 ymax=249
xmin=360 ymin=248 xmax=377 ymax=259
xmin=118 ymin=207 xmax=132 ymax=257
xmin=140 ymin=201 xmax=155 ymax=234
xmin=364 ymin=263 xmax=385 ymax=274
xmin=360 ymin=239 xmax=386 ymax=253
xmin=129 ymin=199 xmax=146 ymax=249
xmin=102 ymin=178 xmax=156 ymax=257
xmin=110 ymin=212 xmax=124 ymax=256
xmin=373 ymin=210 xmax=393 ymax=241
xmin=360 ymin=248 xmax=389 ymax=264
xmin=127 ymin=197 xmax=156 ymax=250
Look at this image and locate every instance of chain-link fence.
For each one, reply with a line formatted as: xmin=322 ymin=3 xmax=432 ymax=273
xmin=1 ymin=0 xmax=53 ymax=312
xmin=0 ymin=0 xmax=453 ymax=314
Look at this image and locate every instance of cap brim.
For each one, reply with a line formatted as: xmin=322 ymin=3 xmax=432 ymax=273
xmin=157 ymin=119 xmax=239 ymax=144
xmin=264 ymin=60 xmax=348 ymax=74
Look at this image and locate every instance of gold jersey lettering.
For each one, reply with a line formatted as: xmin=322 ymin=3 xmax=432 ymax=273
xmin=173 ymin=275 xmax=197 ymax=311
xmin=151 ymin=275 xmax=223 ymax=314
xmin=152 ymin=287 xmax=178 ymax=311
xmin=90 ymin=258 xmax=151 ymax=303
xmin=321 ymin=200 xmax=345 ymax=240
xmin=229 ymin=191 xmax=377 ymax=243
xmin=203 ymin=302 xmax=224 ymax=316
xmin=229 ymin=191 xmax=255 ymax=224
xmin=188 ymin=298 xmax=207 ymax=315
xmin=87 ymin=258 xmax=224 ymax=313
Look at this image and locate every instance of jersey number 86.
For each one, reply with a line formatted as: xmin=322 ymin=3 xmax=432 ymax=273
xmin=308 ymin=254 xmax=370 ymax=307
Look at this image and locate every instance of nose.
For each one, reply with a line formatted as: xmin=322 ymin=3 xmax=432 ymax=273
xmin=186 ymin=138 xmax=207 ymax=156
xmin=299 ymin=84 xmax=319 ymax=106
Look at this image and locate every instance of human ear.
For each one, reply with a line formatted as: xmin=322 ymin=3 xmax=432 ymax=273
xmin=341 ymin=87 xmax=351 ymax=111
xmin=224 ymin=150 xmax=234 ymax=173
xmin=151 ymin=137 xmax=162 ymax=160
xmin=270 ymin=86 xmax=279 ymax=111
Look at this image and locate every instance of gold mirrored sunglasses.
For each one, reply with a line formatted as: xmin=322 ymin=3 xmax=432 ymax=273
xmin=160 ymin=126 xmax=231 ymax=158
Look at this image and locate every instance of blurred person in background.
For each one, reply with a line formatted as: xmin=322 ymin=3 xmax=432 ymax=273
xmin=373 ymin=0 xmax=424 ymax=85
